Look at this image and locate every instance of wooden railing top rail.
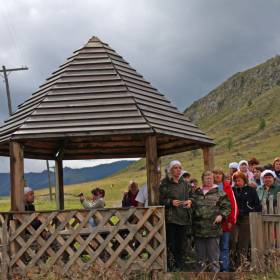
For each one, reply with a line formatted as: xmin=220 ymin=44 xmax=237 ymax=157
xmin=0 ymin=206 xmax=164 ymax=215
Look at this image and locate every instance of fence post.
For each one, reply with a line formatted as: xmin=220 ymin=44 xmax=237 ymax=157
xmin=269 ymin=195 xmax=274 ymax=214
xmin=277 ymin=193 xmax=280 ymax=214
xmin=250 ymin=212 xmax=264 ymax=268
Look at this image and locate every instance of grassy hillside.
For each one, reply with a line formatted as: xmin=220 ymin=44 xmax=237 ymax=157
xmin=1 ymin=57 xmax=279 ymax=212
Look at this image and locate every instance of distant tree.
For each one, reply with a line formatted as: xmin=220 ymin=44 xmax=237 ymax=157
xmin=259 ymin=117 xmax=266 ymax=130
xmin=227 ymin=137 xmax=233 ymax=151
xmin=247 ymin=100 xmax=252 ymax=107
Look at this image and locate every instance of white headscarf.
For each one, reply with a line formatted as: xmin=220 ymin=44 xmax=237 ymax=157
xmin=24 ymin=187 xmax=33 ymax=194
xmin=261 ymin=170 xmax=276 ymax=180
xmin=238 ymin=160 xmax=248 ymax=170
xmin=229 ymin=162 xmax=239 ymax=169
xmin=167 ymin=160 xmax=182 ymax=174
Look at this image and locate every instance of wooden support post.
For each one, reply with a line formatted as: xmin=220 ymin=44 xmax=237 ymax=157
xmin=202 ymin=146 xmax=215 ymax=171
xmin=249 ymin=212 xmax=264 ymax=268
xmin=55 ymin=159 xmax=64 ymax=210
xmin=10 ymin=141 xmax=24 ymax=211
xmin=146 ymin=135 xmax=160 ymax=206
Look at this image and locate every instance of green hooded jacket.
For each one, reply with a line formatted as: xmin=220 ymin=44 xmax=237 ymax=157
xmin=257 ymin=183 xmax=280 ymax=207
xmin=159 ymin=176 xmax=192 ymax=227
xmin=192 ymin=186 xmax=231 ymax=238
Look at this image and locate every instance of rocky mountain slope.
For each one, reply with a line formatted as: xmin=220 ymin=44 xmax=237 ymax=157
xmin=184 ymin=55 xmax=280 ymax=161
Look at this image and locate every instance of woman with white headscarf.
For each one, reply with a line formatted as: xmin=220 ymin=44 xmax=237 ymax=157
xmin=159 ymin=160 xmax=192 ymax=271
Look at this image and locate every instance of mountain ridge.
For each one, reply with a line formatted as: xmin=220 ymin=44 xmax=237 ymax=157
xmin=184 ymin=55 xmax=280 ymax=165
xmin=0 ymin=160 xmax=135 ymax=196
xmin=184 ymin=55 xmax=280 ymax=125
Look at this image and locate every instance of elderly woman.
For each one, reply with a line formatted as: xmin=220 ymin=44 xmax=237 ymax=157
xmin=192 ymin=171 xmax=231 ymax=272
xmin=159 ymin=160 xmax=192 ymax=271
xmin=238 ymin=160 xmax=255 ymax=187
xmin=231 ymin=171 xmax=261 ymax=267
xmin=257 ymin=170 xmax=280 ymax=208
xmin=122 ymin=180 xmax=139 ymax=207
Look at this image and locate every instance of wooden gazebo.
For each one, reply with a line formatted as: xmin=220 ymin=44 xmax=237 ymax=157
xmin=0 ymin=36 xmax=214 ymax=276
xmin=0 ymin=36 xmax=214 ymax=211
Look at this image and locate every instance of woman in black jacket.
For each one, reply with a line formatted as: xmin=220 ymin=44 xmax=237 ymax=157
xmin=231 ymin=171 xmax=261 ymax=267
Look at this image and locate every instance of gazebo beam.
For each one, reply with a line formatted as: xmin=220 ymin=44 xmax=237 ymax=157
xmin=202 ymin=146 xmax=215 ymax=171
xmin=55 ymin=159 xmax=64 ymax=210
xmin=10 ymin=141 xmax=24 ymax=211
xmin=146 ymin=135 xmax=160 ymax=206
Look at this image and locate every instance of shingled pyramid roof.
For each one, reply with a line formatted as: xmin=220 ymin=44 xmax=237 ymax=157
xmin=0 ymin=36 xmax=214 ymax=159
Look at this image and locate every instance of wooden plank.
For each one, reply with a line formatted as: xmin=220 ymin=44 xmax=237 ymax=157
xmin=32 ymin=104 xmax=137 ymax=115
xmin=138 ymin=104 xmax=190 ymax=122
xmin=202 ymin=146 xmax=215 ymax=171
xmin=249 ymin=212 xmax=264 ymax=268
xmin=44 ymin=92 xmax=128 ymax=102
xmin=63 ymin=147 xmax=145 ymax=155
xmin=66 ymin=141 xmax=144 ymax=149
xmin=146 ymin=135 xmax=160 ymax=206
xmin=55 ymin=159 xmax=64 ymax=210
xmin=1 ymin=217 xmax=9 ymax=280
xmin=38 ymin=97 xmax=135 ymax=108
xmin=21 ymin=117 xmax=146 ymax=129
xmin=14 ymin=124 xmax=151 ymax=135
xmin=269 ymin=195 xmax=274 ymax=214
xmin=151 ymin=122 xmax=207 ymax=142
xmin=277 ymin=192 xmax=280 ymax=214
xmin=143 ymin=110 xmax=197 ymax=128
xmin=10 ymin=142 xmax=24 ymax=211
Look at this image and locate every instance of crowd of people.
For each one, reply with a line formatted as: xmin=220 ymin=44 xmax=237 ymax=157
xmin=22 ymin=156 xmax=280 ymax=272
xmin=119 ymin=156 xmax=280 ymax=272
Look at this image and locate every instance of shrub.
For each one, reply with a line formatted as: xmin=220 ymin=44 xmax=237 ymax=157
xmin=259 ymin=117 xmax=266 ymax=130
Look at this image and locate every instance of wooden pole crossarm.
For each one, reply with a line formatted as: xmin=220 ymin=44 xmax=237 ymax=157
xmin=0 ymin=66 xmax=28 ymax=73
xmin=54 ymin=139 xmax=69 ymax=160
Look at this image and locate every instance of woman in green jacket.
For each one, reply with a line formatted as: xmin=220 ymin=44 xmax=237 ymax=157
xmin=159 ymin=160 xmax=192 ymax=271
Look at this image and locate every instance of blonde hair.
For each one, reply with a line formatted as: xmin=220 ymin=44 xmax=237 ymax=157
xmin=272 ymin=157 xmax=280 ymax=169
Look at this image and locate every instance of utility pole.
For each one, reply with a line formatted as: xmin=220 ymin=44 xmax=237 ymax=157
xmin=0 ymin=65 xmax=28 ymax=115
xmin=46 ymin=160 xmax=53 ymax=201
xmin=1 ymin=65 xmax=54 ymax=202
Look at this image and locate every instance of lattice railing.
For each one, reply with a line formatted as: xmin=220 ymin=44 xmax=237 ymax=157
xmin=0 ymin=207 xmax=166 ymax=277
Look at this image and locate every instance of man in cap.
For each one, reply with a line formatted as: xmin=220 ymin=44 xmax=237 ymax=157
xmin=257 ymin=170 xmax=280 ymax=208
xmin=24 ymin=187 xmax=35 ymax=211
xmin=24 ymin=186 xmax=42 ymax=230
xmin=181 ymin=170 xmax=191 ymax=184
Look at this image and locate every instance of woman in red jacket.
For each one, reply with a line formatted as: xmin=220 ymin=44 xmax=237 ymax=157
xmin=213 ymin=168 xmax=238 ymax=272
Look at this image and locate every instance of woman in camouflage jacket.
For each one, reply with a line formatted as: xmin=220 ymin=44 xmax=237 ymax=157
xmin=192 ymin=171 xmax=231 ymax=272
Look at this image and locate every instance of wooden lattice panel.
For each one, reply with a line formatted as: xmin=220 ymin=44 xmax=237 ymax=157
xmin=0 ymin=207 xmax=167 ymax=276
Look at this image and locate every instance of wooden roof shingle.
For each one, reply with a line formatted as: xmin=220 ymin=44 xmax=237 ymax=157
xmin=0 ymin=36 xmax=214 ymax=159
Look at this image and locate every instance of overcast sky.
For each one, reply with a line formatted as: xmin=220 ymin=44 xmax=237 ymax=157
xmin=0 ymin=0 xmax=280 ymax=172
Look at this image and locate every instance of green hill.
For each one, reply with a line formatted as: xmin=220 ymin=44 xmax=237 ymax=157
xmin=1 ymin=56 xmax=280 ymax=211
xmin=184 ymin=55 xmax=280 ymax=164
